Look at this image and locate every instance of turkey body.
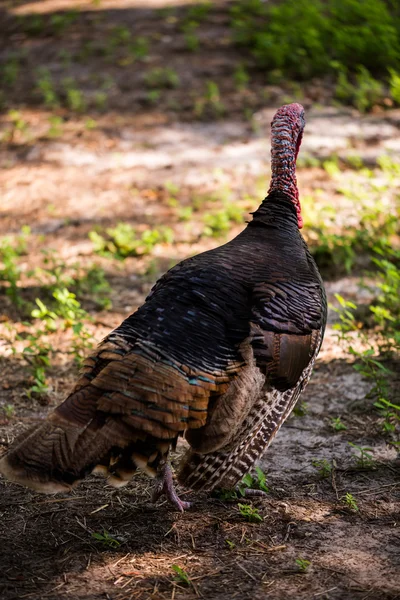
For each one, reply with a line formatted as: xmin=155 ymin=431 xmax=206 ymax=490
xmin=0 ymin=103 xmax=327 ymax=506
xmin=0 ymin=194 xmax=326 ymax=496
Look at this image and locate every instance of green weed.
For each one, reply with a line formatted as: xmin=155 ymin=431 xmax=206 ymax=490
xmin=2 ymin=54 xmax=21 ymax=87
xmin=0 ymin=226 xmax=30 ymax=306
xmin=293 ymin=400 xmax=308 ymax=417
xmin=233 ymin=64 xmax=250 ymax=91
xmin=202 ymin=204 xmax=243 ymax=237
xmin=331 ymin=417 xmax=347 ymax=431
xmin=348 ymin=442 xmax=375 ymax=469
xmin=92 ymin=530 xmax=121 ymax=548
xmin=47 ymin=116 xmax=64 ymax=138
xmin=172 ymin=565 xmax=191 ymax=586
xmin=312 ymin=458 xmax=332 ymax=478
xmin=181 ymin=21 xmax=200 ymax=52
xmin=2 ymin=110 xmax=29 ymax=143
xmin=343 ymin=492 xmax=359 ymax=511
xmin=62 ymin=78 xmax=87 ymax=112
xmin=237 ymin=503 xmax=263 ymax=523
xmin=239 ymin=467 xmax=269 ymax=494
xmin=334 ymin=65 xmax=385 ymax=112
xmin=3 ymin=404 xmax=15 ymax=419
xmin=194 ymin=81 xmax=225 ymax=119
xmin=295 ymin=557 xmax=311 ymax=572
xmin=36 ymin=68 xmax=59 ymax=109
xmin=90 ymin=223 xmax=174 ymax=259
xmin=144 ymin=67 xmax=180 ymax=89
xmin=230 ymin=0 xmax=400 ymax=81
xmin=49 ymin=10 xmax=79 ymax=36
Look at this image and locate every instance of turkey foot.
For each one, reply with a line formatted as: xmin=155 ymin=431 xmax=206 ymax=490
xmin=152 ymin=462 xmax=192 ymax=512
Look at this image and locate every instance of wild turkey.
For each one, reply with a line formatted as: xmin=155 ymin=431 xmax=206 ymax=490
xmin=0 ymin=103 xmax=326 ymax=511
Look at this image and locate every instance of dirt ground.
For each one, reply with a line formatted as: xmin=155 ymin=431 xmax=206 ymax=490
xmin=1 ymin=2 xmax=400 ymax=599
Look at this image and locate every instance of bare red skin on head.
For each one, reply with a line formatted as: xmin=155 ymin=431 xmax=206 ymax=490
xmin=268 ymin=103 xmax=305 ymax=228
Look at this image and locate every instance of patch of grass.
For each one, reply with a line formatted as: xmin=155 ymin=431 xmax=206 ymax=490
xmin=230 ymin=0 xmax=400 ymax=81
xmin=36 ymin=68 xmax=59 ymax=109
xmin=49 ymin=10 xmax=79 ymax=36
xmin=2 ymin=54 xmax=21 ymax=87
xmin=202 ymin=204 xmax=243 ymax=237
xmin=194 ymin=81 xmax=225 ymax=119
xmin=144 ymin=67 xmax=180 ymax=89
xmin=2 ymin=110 xmax=30 ymax=143
xmin=47 ymin=116 xmax=64 ymax=138
xmin=233 ymin=64 xmax=250 ymax=91
xmin=62 ymin=78 xmax=87 ymax=112
xmin=0 ymin=226 xmax=30 ymax=306
xmin=334 ymin=64 xmax=385 ymax=112
xmin=90 ymin=223 xmax=174 ymax=259
xmin=333 ymin=235 xmax=400 ymax=440
xmin=389 ymin=68 xmax=400 ymax=104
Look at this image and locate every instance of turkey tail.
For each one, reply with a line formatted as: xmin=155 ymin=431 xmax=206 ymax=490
xmin=0 ymin=384 xmax=132 ymax=493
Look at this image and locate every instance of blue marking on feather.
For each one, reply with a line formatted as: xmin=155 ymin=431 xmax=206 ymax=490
xmin=198 ymin=375 xmax=214 ymax=383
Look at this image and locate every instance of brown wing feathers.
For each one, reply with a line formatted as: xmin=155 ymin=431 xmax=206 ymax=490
xmin=0 ymin=334 xmax=236 ymax=492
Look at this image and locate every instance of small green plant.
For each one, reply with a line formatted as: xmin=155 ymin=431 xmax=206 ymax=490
xmin=312 ymin=458 xmax=332 ymax=478
xmin=295 ymin=557 xmax=311 ymax=572
xmin=225 ymin=539 xmax=236 ymax=550
xmin=293 ymin=400 xmax=308 ymax=417
xmin=3 ymin=404 xmax=15 ymax=419
xmin=2 ymin=110 xmax=29 ymax=143
xmin=2 ymin=54 xmax=21 ymax=86
xmin=238 ymin=503 xmax=263 ymax=523
xmin=90 ymin=223 xmax=174 ymax=259
xmin=181 ymin=21 xmax=200 ymax=51
xmin=343 ymin=492 xmax=359 ymax=512
xmin=233 ymin=64 xmax=250 ymax=91
xmin=335 ymin=65 xmax=385 ymax=112
xmin=129 ymin=36 xmax=149 ymax=60
xmin=330 ymin=417 xmax=347 ymax=431
xmin=348 ymin=442 xmax=375 ymax=469
xmin=36 ymin=68 xmax=59 ymax=108
xmin=389 ymin=68 xmax=400 ymax=105
xmin=230 ymin=0 xmax=400 ymax=81
xmin=239 ymin=467 xmax=269 ymax=494
xmin=62 ymin=78 xmax=87 ymax=112
xmin=194 ymin=81 xmax=225 ymax=118
xmin=203 ymin=204 xmax=243 ymax=237
xmin=144 ymin=67 xmax=180 ymax=89
xmin=47 ymin=116 xmax=64 ymax=138
xmin=49 ymin=10 xmax=79 ymax=35
xmin=20 ymin=14 xmax=45 ymax=36
xmin=0 ymin=226 xmax=30 ymax=306
xmin=94 ymin=91 xmax=108 ymax=111
xmin=92 ymin=530 xmax=121 ymax=548
xmin=171 ymin=564 xmax=191 ymax=586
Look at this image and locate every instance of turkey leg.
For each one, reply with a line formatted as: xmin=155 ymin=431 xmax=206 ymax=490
xmin=152 ymin=461 xmax=192 ymax=512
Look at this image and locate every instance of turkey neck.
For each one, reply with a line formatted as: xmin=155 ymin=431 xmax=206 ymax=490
xmin=267 ymin=116 xmax=303 ymax=228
